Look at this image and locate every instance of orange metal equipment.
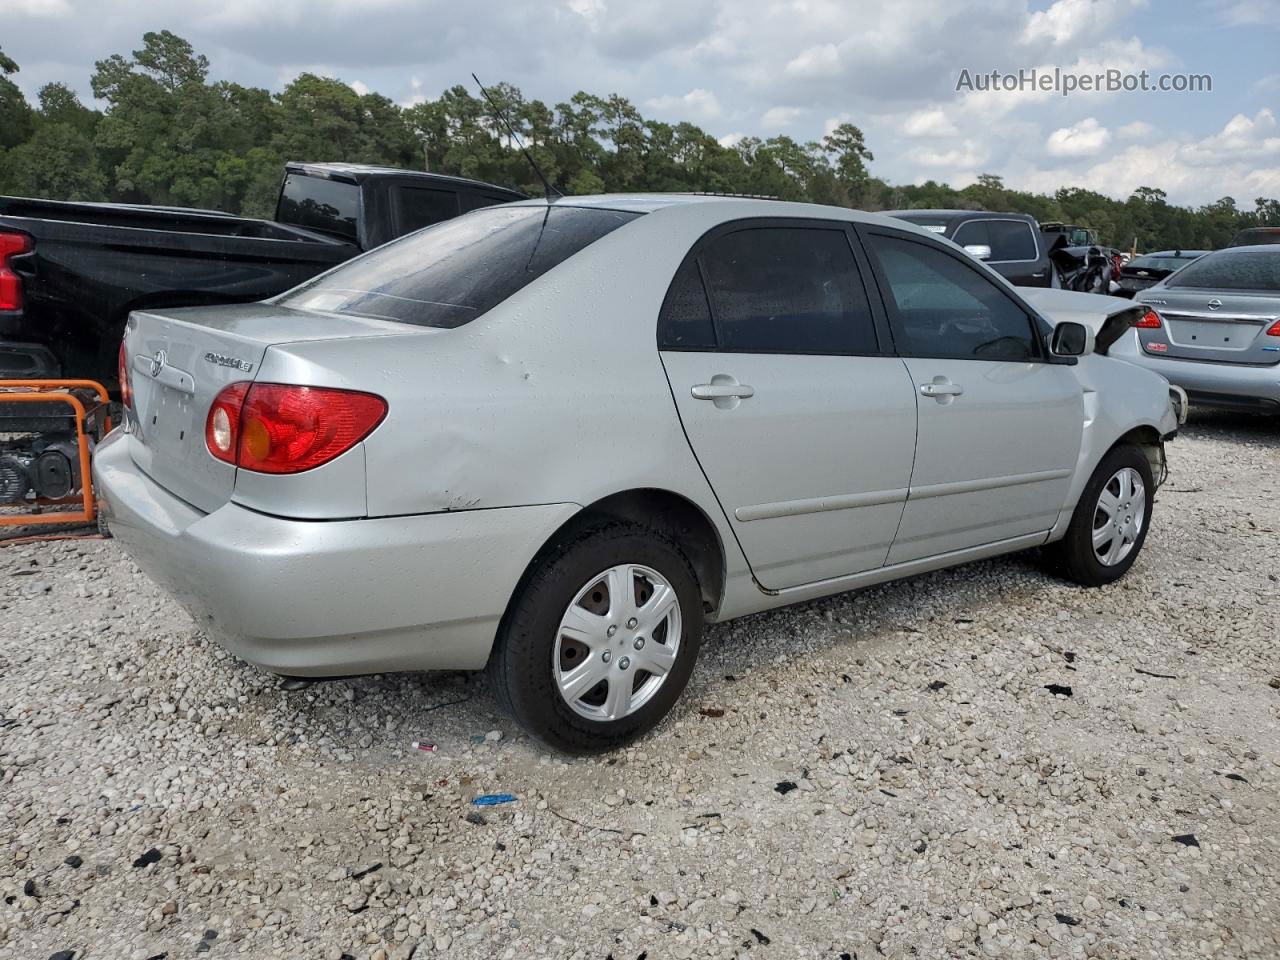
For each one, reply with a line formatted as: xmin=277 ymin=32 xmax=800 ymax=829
xmin=0 ymin=379 xmax=112 ymax=527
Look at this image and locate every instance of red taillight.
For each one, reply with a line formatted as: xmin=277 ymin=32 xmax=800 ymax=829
xmin=118 ymin=341 xmax=134 ymax=408
xmin=205 ymin=382 xmax=386 ymax=474
xmin=1135 ymin=309 xmax=1162 ymax=329
xmin=1267 ymin=319 xmax=1280 ymax=336
xmin=0 ymin=231 xmax=32 ymax=311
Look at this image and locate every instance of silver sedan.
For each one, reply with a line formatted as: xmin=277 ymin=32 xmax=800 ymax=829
xmin=95 ymin=196 xmax=1180 ymax=751
xmin=1112 ymin=245 xmax=1280 ymax=413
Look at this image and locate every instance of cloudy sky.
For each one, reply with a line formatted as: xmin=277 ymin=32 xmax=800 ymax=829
xmin=3 ymin=0 xmax=1279 ymax=206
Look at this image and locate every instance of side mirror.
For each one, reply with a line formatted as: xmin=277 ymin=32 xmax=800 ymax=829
xmin=1049 ymin=321 xmax=1095 ymax=358
xmin=964 ymin=243 xmax=993 ymax=261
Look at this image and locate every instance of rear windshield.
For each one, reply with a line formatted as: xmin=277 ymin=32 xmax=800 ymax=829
xmin=277 ymin=174 xmax=362 ymax=242
xmin=1232 ymin=229 xmax=1280 ymax=246
xmin=278 ymin=204 xmax=641 ymax=327
xmin=1166 ymin=250 xmax=1280 ymax=291
xmin=1128 ymin=255 xmax=1197 ymax=272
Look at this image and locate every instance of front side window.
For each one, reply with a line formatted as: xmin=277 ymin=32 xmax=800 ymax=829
xmin=279 ymin=204 xmax=641 ymax=328
xmin=690 ymin=226 xmax=878 ymax=354
xmin=868 ymin=234 xmax=1040 ymax=361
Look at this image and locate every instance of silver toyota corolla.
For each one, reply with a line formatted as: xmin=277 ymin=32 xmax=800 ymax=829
xmin=95 ymin=196 xmax=1181 ymax=752
xmin=1112 ymin=245 xmax=1280 ymax=413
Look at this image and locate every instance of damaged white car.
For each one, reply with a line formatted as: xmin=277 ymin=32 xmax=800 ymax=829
xmin=95 ymin=196 xmax=1183 ymax=751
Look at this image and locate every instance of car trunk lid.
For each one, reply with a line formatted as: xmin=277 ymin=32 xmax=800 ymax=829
xmin=1135 ymin=290 xmax=1279 ymax=365
xmin=122 ymin=302 xmax=413 ymax=513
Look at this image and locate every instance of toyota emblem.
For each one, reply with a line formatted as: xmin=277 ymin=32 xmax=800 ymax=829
xmin=149 ymin=350 xmax=166 ymax=377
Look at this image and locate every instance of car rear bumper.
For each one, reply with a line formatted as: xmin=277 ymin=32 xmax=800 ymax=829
xmin=93 ymin=428 xmax=579 ymax=676
xmin=1111 ymin=333 xmax=1280 ymax=408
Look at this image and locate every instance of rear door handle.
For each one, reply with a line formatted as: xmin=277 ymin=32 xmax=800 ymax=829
xmin=919 ymin=381 xmax=964 ymax=398
xmin=692 ymin=383 xmax=755 ymax=400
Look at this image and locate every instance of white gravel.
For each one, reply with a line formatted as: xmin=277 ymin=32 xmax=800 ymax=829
xmin=2 ymin=410 xmax=1278 ymax=960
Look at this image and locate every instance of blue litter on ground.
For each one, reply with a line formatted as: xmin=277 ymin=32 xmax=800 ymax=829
xmin=472 ymin=793 xmax=517 ymax=806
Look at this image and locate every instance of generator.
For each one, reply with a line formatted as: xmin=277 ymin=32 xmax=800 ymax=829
xmin=0 ymin=380 xmax=111 ymax=528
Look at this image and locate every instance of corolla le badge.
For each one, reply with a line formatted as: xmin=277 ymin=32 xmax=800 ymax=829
xmin=1207 ymin=298 xmax=1223 ymax=310
xmin=203 ymin=352 xmax=254 ymax=373
xmin=149 ymin=350 xmax=166 ymax=377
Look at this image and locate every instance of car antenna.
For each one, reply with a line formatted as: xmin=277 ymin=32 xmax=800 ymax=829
xmin=472 ymin=73 xmax=562 ymax=201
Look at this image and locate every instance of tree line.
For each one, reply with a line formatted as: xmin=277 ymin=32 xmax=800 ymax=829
xmin=1 ymin=31 xmax=1276 ymax=251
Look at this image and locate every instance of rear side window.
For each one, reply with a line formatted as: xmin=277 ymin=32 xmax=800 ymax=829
xmin=953 ymin=219 xmax=1038 ymax=261
xmin=658 ymin=259 xmax=717 ymax=349
xmin=277 ymin=174 xmax=361 ymax=242
xmin=279 ymin=205 xmax=641 ymax=328
xmin=686 ymin=226 xmax=878 ymax=354
xmin=868 ymin=234 xmax=1040 ymax=361
xmin=1166 ymin=250 xmax=1280 ymax=291
xmin=393 ymin=186 xmax=460 ymax=234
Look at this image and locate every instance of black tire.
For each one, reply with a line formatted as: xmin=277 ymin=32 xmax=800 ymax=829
xmin=1044 ymin=443 xmax=1154 ymax=586
xmin=488 ymin=521 xmax=704 ymax=754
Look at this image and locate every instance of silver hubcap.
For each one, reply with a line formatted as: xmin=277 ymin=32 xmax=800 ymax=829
xmin=553 ymin=563 xmax=682 ymax=722
xmin=1092 ymin=467 xmax=1146 ymax=566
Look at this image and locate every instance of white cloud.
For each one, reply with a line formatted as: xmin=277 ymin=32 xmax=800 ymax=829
xmin=1012 ymin=110 xmax=1280 ymax=203
xmin=1181 ymin=108 xmax=1280 ymax=164
xmin=1117 ymin=120 xmax=1155 ymax=139
xmin=1021 ymin=0 xmax=1146 ymax=46
xmin=760 ymin=106 xmax=804 ymax=129
xmin=644 ymin=88 xmax=722 ymax=119
xmin=784 ymin=43 xmax=841 ymax=78
xmin=0 ymin=0 xmax=71 ymax=14
xmin=901 ymin=108 xmax=959 ymax=138
xmin=717 ymin=132 xmax=745 ymax=148
xmin=349 ymin=80 xmax=370 ymax=96
xmin=1046 ymin=117 xmax=1111 ymax=157
xmin=912 ymin=140 xmax=988 ymax=167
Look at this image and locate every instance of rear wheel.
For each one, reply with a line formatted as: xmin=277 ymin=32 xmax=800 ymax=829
xmin=488 ymin=522 xmax=704 ymax=753
xmin=1045 ymin=444 xmax=1154 ymax=586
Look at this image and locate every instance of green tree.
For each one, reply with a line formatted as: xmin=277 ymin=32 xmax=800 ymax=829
xmin=4 ymin=123 xmax=105 ymax=200
xmin=0 ymin=46 xmax=35 ymax=150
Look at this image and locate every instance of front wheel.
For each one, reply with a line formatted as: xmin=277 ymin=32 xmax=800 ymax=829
xmin=1045 ymin=444 xmax=1155 ymax=586
xmin=488 ymin=522 xmax=704 ymax=753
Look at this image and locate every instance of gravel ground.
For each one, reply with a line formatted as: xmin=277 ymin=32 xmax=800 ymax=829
xmin=2 ymin=410 xmax=1278 ymax=960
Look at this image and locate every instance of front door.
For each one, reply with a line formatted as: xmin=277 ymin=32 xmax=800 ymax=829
xmin=659 ymin=220 xmax=919 ymax=589
xmin=859 ymin=228 xmax=1083 ymax=564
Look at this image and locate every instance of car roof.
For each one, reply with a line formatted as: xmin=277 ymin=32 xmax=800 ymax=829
xmin=503 ymin=194 xmax=933 ymax=232
xmin=883 ymin=209 xmax=1037 ymax=222
xmin=1137 ymin=250 xmax=1210 ymax=257
xmin=284 ymin=162 xmax=525 ymax=196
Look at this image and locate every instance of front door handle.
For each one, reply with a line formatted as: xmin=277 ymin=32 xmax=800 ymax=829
xmin=692 ymin=383 xmax=755 ymax=400
xmin=919 ymin=379 xmax=964 ymax=402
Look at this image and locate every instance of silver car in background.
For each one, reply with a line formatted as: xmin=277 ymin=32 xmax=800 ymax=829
xmin=1113 ymin=245 xmax=1280 ymax=413
xmin=94 ymin=196 xmax=1180 ymax=752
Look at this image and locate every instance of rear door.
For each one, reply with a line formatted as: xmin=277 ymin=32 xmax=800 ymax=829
xmin=659 ymin=219 xmax=918 ymax=589
xmin=858 ymin=227 xmax=1083 ymax=565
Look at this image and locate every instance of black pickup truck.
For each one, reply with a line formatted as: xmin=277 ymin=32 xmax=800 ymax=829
xmin=0 ymin=163 xmax=525 ymax=388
